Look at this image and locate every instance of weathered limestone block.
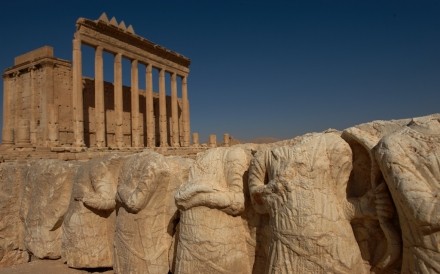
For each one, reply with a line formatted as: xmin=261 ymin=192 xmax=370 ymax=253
xmin=62 ymin=153 xmax=125 ymax=268
xmin=375 ymin=115 xmax=440 ymax=273
xmin=174 ymin=147 xmax=253 ymax=274
xmin=0 ymin=162 xmax=29 ymax=267
xmin=248 ymin=131 xmax=369 ymax=274
xmin=165 ymin=156 xmax=194 ymax=273
xmin=114 ymin=151 xmax=192 ymax=274
xmin=20 ymin=159 xmax=78 ymax=259
xmin=342 ymin=118 xmax=410 ymax=272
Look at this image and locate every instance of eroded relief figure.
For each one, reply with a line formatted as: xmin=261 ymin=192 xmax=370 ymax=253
xmin=248 ymin=131 xmax=371 ymax=274
xmin=114 ymin=151 xmax=192 ymax=274
xmin=62 ymin=153 xmax=125 ymax=268
xmin=342 ymin=119 xmax=409 ymax=273
xmin=174 ymin=147 xmax=252 ymax=274
xmin=20 ymin=160 xmax=78 ymax=259
xmin=0 ymin=162 xmax=29 ymax=267
xmin=375 ymin=116 xmax=440 ymax=273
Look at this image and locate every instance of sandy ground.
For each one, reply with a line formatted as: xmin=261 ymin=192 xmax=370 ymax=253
xmin=0 ymin=260 xmax=114 ymax=274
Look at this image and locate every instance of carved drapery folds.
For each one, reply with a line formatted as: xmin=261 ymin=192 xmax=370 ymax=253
xmin=0 ymin=114 xmax=440 ymax=273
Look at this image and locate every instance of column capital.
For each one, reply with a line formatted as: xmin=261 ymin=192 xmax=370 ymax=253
xmin=73 ymin=37 xmax=81 ymax=49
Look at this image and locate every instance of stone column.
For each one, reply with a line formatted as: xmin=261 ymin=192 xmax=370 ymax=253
xmin=29 ymin=66 xmax=37 ymax=145
xmin=42 ymin=62 xmax=54 ymax=147
xmin=145 ymin=64 xmax=155 ymax=147
xmin=1 ymin=74 xmax=14 ymax=144
xmin=14 ymin=71 xmax=24 ymax=145
xmin=223 ymin=133 xmax=230 ymax=147
xmin=171 ymin=73 xmax=179 ymax=147
xmin=16 ymin=119 xmax=30 ymax=146
xmin=159 ymin=68 xmax=168 ymax=147
xmin=181 ymin=75 xmax=190 ymax=147
xmin=72 ymin=36 xmax=85 ymax=147
xmin=95 ymin=46 xmax=105 ymax=148
xmin=131 ymin=59 xmax=140 ymax=147
xmin=114 ymin=53 xmax=124 ymax=148
xmin=192 ymin=132 xmax=199 ymax=147
xmin=47 ymin=103 xmax=59 ymax=145
xmin=209 ymin=134 xmax=217 ymax=148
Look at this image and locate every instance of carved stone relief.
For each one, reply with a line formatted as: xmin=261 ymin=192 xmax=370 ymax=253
xmin=174 ymin=147 xmax=253 ymax=274
xmin=62 ymin=153 xmax=125 ymax=268
xmin=0 ymin=114 xmax=439 ymax=274
xmin=248 ymin=131 xmax=370 ymax=274
xmin=21 ymin=160 xmax=78 ymax=259
xmin=375 ymin=115 xmax=440 ymax=273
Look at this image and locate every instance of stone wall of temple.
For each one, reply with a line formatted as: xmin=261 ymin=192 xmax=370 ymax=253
xmin=2 ymin=14 xmax=192 ymax=150
xmin=82 ymin=78 xmax=183 ymax=148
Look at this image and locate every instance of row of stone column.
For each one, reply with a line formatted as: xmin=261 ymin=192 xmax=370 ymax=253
xmin=72 ymin=38 xmax=190 ymax=148
xmin=2 ymin=63 xmax=59 ymax=147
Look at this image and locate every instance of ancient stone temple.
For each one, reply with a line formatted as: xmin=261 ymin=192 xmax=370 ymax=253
xmin=1 ymin=13 xmax=191 ymax=150
xmin=2 ymin=12 xmax=440 ymax=274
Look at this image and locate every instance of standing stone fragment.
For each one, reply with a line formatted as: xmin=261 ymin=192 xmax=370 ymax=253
xmin=21 ymin=159 xmax=78 ymax=259
xmin=62 ymin=153 xmax=125 ymax=268
xmin=0 ymin=162 xmax=29 ymax=267
xmin=114 ymin=151 xmax=192 ymax=274
xmin=174 ymin=147 xmax=252 ymax=274
xmin=375 ymin=116 xmax=440 ymax=273
xmin=248 ymin=132 xmax=368 ymax=274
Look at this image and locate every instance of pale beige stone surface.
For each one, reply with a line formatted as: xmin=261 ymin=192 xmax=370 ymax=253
xmin=375 ymin=115 xmax=440 ymax=274
xmin=114 ymin=151 xmax=193 ymax=274
xmin=342 ymin=118 xmax=410 ymax=273
xmin=248 ymin=132 xmax=369 ymax=274
xmin=0 ymin=258 xmax=113 ymax=274
xmin=174 ymin=146 xmax=253 ymax=274
xmin=62 ymin=154 xmax=125 ymax=268
xmin=1 ymin=113 xmax=440 ymax=273
xmin=0 ymin=162 xmax=29 ymax=267
xmin=21 ymin=160 xmax=78 ymax=259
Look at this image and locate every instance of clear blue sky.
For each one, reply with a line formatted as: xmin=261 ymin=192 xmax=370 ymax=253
xmin=1 ymin=0 xmax=439 ymax=142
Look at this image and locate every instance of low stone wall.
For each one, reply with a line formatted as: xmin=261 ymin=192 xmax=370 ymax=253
xmin=1 ymin=113 xmax=439 ymax=273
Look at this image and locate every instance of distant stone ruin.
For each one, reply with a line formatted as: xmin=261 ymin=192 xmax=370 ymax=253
xmin=1 ymin=12 xmax=440 ymax=274
xmin=1 ymin=13 xmax=191 ymax=152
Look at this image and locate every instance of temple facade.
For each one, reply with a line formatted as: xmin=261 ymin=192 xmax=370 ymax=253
xmin=1 ymin=13 xmax=191 ymax=149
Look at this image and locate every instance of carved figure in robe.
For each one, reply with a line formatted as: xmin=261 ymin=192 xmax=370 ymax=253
xmin=248 ymin=131 xmax=375 ymax=274
xmin=375 ymin=116 xmax=440 ymax=273
xmin=342 ymin=118 xmax=410 ymax=272
xmin=174 ymin=147 xmax=252 ymax=274
xmin=0 ymin=162 xmax=29 ymax=267
xmin=20 ymin=159 xmax=78 ymax=259
xmin=62 ymin=153 xmax=125 ymax=268
xmin=114 ymin=151 xmax=192 ymax=274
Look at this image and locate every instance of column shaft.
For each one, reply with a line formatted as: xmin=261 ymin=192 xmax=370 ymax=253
xmin=159 ymin=68 xmax=167 ymax=147
xmin=72 ymin=36 xmax=85 ymax=146
xmin=43 ymin=63 xmax=54 ymax=146
xmin=114 ymin=53 xmax=124 ymax=148
xmin=1 ymin=75 xmax=13 ymax=144
xmin=181 ymin=76 xmax=190 ymax=146
xmin=95 ymin=46 xmax=105 ymax=147
xmin=145 ymin=64 xmax=155 ymax=147
xmin=131 ymin=60 xmax=140 ymax=147
xmin=171 ymin=73 xmax=179 ymax=147
xmin=29 ymin=67 xmax=37 ymax=145
xmin=14 ymin=72 xmax=24 ymax=145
